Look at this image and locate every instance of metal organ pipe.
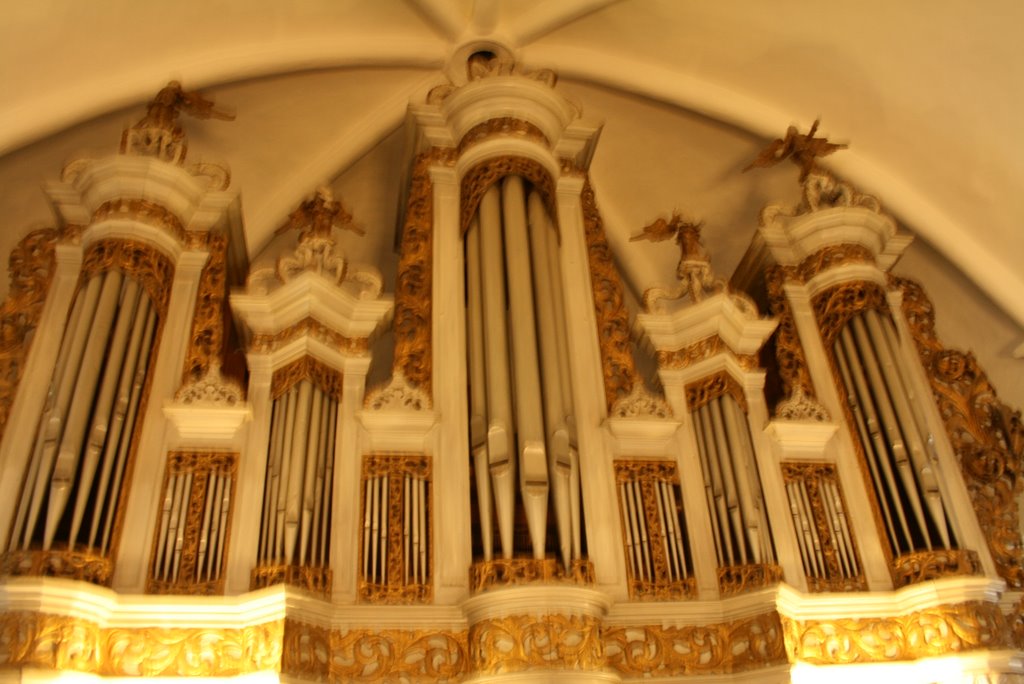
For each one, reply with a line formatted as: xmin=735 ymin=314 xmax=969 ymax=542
xmin=466 ymin=219 xmax=494 ymax=561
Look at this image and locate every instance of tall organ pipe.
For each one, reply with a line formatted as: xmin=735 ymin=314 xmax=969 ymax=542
xmin=479 ymin=185 xmax=516 ymax=559
xmin=466 ymin=219 xmax=494 ymax=560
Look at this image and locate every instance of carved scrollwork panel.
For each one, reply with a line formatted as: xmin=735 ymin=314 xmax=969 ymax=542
xmin=250 ymin=564 xmax=332 ymax=596
xmin=469 ymin=614 xmax=604 ymax=675
xmin=80 ymin=239 xmax=175 ymax=314
xmin=469 ymin=558 xmax=596 ymax=593
xmin=271 ymin=355 xmax=344 ymax=402
xmin=685 ymin=370 xmax=748 ymax=413
xmin=181 ymin=233 xmax=227 ymax=385
xmin=459 ymin=156 xmax=558 ymax=235
xmin=766 ymin=265 xmax=816 ymax=405
xmin=811 ymin=280 xmax=888 ymax=351
xmin=249 ymin=316 xmax=368 ymax=356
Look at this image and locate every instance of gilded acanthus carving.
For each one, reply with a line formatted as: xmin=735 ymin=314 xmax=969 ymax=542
xmin=174 ymin=361 xmax=244 ymax=406
xmin=459 ymin=156 xmax=558 ymax=235
xmin=895 ymin=276 xmax=1024 ymax=587
xmin=718 ymin=563 xmax=784 ymax=597
xmin=774 ymin=385 xmax=830 ymax=422
xmin=603 ymin=611 xmax=786 ymax=676
xmin=811 ymin=279 xmax=888 ymax=350
xmin=0 ymin=228 xmax=57 ymax=443
xmin=271 ymin=355 xmax=344 ymax=402
xmin=363 ymin=370 xmax=432 ymax=411
xmin=469 ymin=614 xmax=604 ymax=675
xmin=283 ymin=619 xmax=468 ymax=683
xmin=121 ymin=81 xmax=234 ymax=166
xmin=795 ymin=243 xmax=876 ymax=284
xmin=80 ymin=239 xmax=175 ymax=314
xmin=91 ymin=199 xmax=188 ymax=243
xmin=890 ymin=549 xmax=981 ymax=588
xmin=469 ymin=558 xmax=596 ymax=594
xmin=250 ymin=564 xmax=332 ymax=596
xmin=0 ymin=548 xmax=111 ymax=586
xmin=611 ymin=383 xmax=672 ymax=419
xmin=765 ymin=265 xmax=817 ymax=409
xmin=782 ymin=601 xmax=1010 ymax=664
xmin=581 ymin=177 xmax=654 ymax=411
xmin=249 ymin=316 xmax=368 ymax=355
xmin=685 ymin=370 xmax=748 ymax=413
xmin=657 ymin=335 xmax=759 ymax=372
xmin=182 ymin=233 xmax=227 ymax=385
xmin=391 ymin=152 xmax=435 ymax=394
xmin=0 ymin=612 xmax=282 ymax=676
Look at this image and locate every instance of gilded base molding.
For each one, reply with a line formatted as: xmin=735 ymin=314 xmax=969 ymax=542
xmin=283 ymin=619 xmax=468 ymax=683
xmin=782 ymin=600 xmax=1010 ymax=664
xmin=470 ymin=558 xmax=595 ymax=593
xmin=0 ymin=612 xmax=282 ymax=676
xmin=0 ymin=548 xmax=112 ymax=586
xmin=895 ymin=276 xmax=1024 ymax=588
xmin=250 ymin=563 xmax=332 ymax=596
xmin=604 ymin=611 xmax=786 ymax=676
xmin=891 ymin=548 xmax=981 ymax=588
xmin=469 ymin=613 xmax=604 ymax=675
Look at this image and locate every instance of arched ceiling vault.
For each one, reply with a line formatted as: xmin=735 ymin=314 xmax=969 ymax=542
xmin=2 ymin=0 xmax=1021 ymax=400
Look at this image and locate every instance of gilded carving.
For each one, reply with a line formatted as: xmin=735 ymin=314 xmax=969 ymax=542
xmin=781 ymin=461 xmax=866 ymax=591
xmin=283 ymin=619 xmax=468 ymax=683
xmin=121 ymin=81 xmax=234 ymax=166
xmin=457 ymin=118 xmax=549 ymax=155
xmin=581 ymin=177 xmax=650 ymax=410
xmin=603 ymin=611 xmax=787 ymax=676
xmin=90 ymin=199 xmax=191 ymax=245
xmin=0 ymin=228 xmax=57 ymax=443
xmin=249 ymin=316 xmax=368 ymax=355
xmin=0 ymin=612 xmax=282 ymax=676
xmin=610 ymin=383 xmax=672 ymax=419
xmin=657 ymin=335 xmax=759 ymax=372
xmin=250 ymin=564 xmax=332 ymax=596
xmin=271 ymin=355 xmax=344 ymax=402
xmin=359 ymin=453 xmax=432 ymax=604
xmin=745 ymin=119 xmax=847 ymax=182
xmin=685 ymin=370 xmax=747 ymax=413
xmin=718 ymin=563 xmax=783 ymax=597
xmin=459 ymin=156 xmax=558 ymax=235
xmin=795 ymin=243 xmax=876 ymax=283
xmin=469 ymin=614 xmax=604 ymax=675
xmin=0 ymin=548 xmax=111 ymax=586
xmin=895 ymin=276 xmax=1024 ymax=588
xmin=391 ymin=152 xmax=435 ymax=393
xmin=890 ymin=549 xmax=981 ymax=588
xmin=182 ymin=232 xmax=227 ymax=384
xmin=80 ymin=239 xmax=175 ymax=314
xmin=811 ymin=279 xmax=888 ymax=351
xmin=469 ymin=558 xmax=596 ymax=593
xmin=782 ymin=601 xmax=1010 ymax=664
xmin=765 ymin=265 xmax=817 ymax=406
xmin=147 ymin=451 xmax=238 ymax=595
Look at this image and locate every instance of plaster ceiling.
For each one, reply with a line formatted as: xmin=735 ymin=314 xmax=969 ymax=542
xmin=1 ymin=0 xmax=1021 ymax=406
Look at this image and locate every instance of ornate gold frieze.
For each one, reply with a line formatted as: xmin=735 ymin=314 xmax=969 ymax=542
xmin=469 ymin=613 xmax=604 ymax=675
xmin=895 ymin=276 xmax=1024 ymax=588
xmin=581 ymin=177 xmax=650 ymax=410
xmin=250 ymin=563 xmax=332 ymax=596
xmin=780 ymin=461 xmax=867 ymax=591
xmin=147 ymin=451 xmax=238 ymax=595
xmin=249 ymin=316 xmax=369 ymax=355
xmin=0 ymin=548 xmax=112 ymax=586
xmin=685 ymin=370 xmax=748 ymax=413
xmin=271 ymin=355 xmax=344 ymax=401
xmin=657 ymin=335 xmax=759 ymax=372
xmin=782 ymin=600 xmax=1010 ymax=664
xmin=182 ymin=233 xmax=227 ymax=385
xmin=890 ymin=549 xmax=981 ymax=588
xmin=359 ymin=453 xmax=433 ymax=604
xmin=0 ymin=612 xmax=281 ymax=676
xmin=469 ymin=558 xmax=596 ymax=593
xmin=0 ymin=228 xmax=58 ymax=443
xmin=391 ymin=152 xmax=435 ymax=394
xmin=80 ymin=238 xmax=175 ymax=314
xmin=457 ymin=118 xmax=550 ymax=155
xmin=811 ymin=279 xmax=888 ymax=350
xmin=459 ymin=156 xmax=558 ymax=235
xmin=795 ymin=243 xmax=876 ymax=283
xmin=604 ymin=611 xmax=787 ymax=676
xmin=718 ymin=563 xmax=783 ymax=597
xmin=283 ymin=619 xmax=468 ymax=683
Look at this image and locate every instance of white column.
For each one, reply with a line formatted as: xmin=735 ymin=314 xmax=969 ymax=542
xmin=333 ymin=357 xmax=369 ymax=602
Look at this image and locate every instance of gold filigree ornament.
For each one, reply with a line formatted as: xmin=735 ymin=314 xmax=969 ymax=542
xmin=782 ymin=600 xmax=1010 ymax=664
xmin=249 ymin=316 xmax=368 ymax=356
xmin=80 ymin=239 xmax=175 ymax=314
xmin=181 ymin=232 xmax=228 ymax=385
xmin=271 ymin=355 xmax=343 ymax=401
xmin=765 ymin=264 xmax=817 ymax=406
xmin=894 ymin=275 xmax=1024 ymax=588
xmin=0 ymin=612 xmax=282 ymax=676
xmin=603 ymin=611 xmax=787 ymax=676
xmin=685 ymin=370 xmax=747 ymax=413
xmin=0 ymin=228 xmax=58 ymax=443
xmin=469 ymin=613 xmax=604 ymax=675
xmin=469 ymin=558 xmax=596 ymax=594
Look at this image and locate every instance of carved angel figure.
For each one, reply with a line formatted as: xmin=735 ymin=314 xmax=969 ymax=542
xmin=275 ymin=187 xmax=363 ymax=241
xmin=632 ymin=213 xmax=721 ymax=309
xmin=135 ymin=81 xmax=234 ymax=137
xmin=744 ymin=119 xmax=847 ymax=180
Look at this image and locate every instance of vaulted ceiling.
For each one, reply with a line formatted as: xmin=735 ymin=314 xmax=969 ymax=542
xmin=2 ymin=0 xmax=1021 ymax=405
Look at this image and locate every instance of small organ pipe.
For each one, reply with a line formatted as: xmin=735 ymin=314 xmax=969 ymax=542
xmin=299 ymin=386 xmax=323 ymax=563
xmin=319 ymin=400 xmax=336 ymax=565
xmin=284 ymin=380 xmax=313 ymax=562
xmin=709 ymin=400 xmax=746 ymax=564
xmin=479 ymin=185 xmax=516 ymax=559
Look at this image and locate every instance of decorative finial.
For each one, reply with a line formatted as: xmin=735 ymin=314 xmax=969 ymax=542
xmin=632 ymin=213 xmax=716 ymax=306
xmin=122 ymin=81 xmax=234 ymax=164
xmin=744 ymin=119 xmax=847 ymax=181
xmin=275 ymin=187 xmax=364 ymax=241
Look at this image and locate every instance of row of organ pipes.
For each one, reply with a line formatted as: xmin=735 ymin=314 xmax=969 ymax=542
xmin=466 ymin=176 xmax=581 ymax=567
xmin=11 ymin=270 xmax=157 ymax=557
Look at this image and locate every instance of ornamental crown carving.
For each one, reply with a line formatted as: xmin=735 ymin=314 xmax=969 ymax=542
xmin=174 ymin=361 xmax=245 ymax=406
xmin=760 ymin=169 xmax=883 ymax=227
xmin=246 ymin=187 xmax=383 ymax=299
xmin=427 ymin=52 xmax=558 ymax=105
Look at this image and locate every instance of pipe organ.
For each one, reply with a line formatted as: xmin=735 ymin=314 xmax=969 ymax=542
xmin=0 ymin=59 xmax=1020 ymax=684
